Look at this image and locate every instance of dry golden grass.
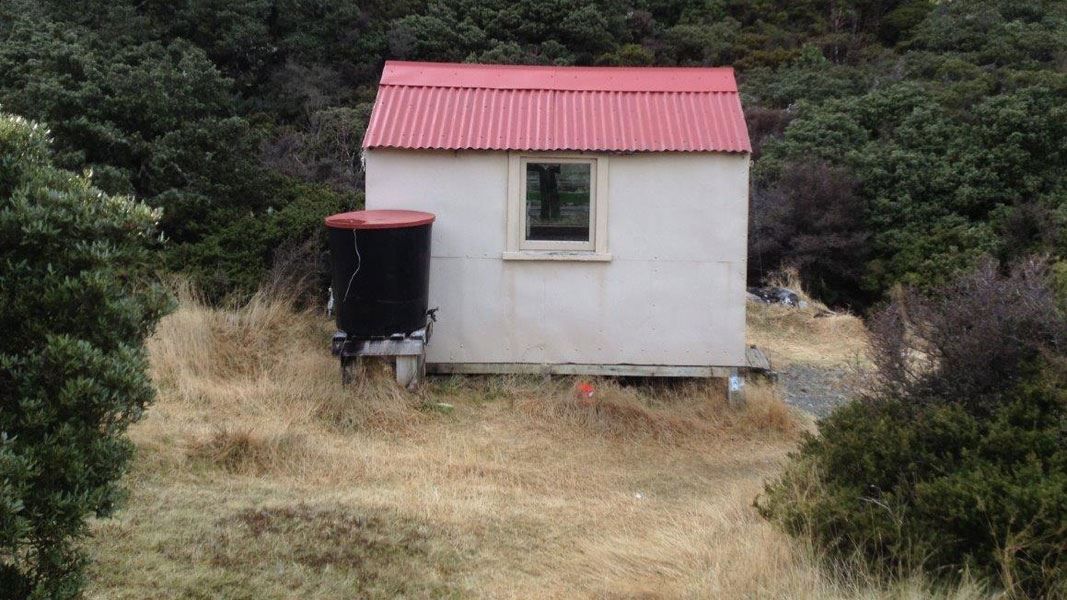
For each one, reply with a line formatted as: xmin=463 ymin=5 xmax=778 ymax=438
xmin=746 ymin=270 xmax=870 ymax=368
xmin=84 ymin=289 xmax=990 ymax=599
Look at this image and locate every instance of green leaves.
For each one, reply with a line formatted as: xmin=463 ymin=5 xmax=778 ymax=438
xmin=166 ymin=181 xmax=351 ymax=301
xmin=759 ymin=263 xmax=1067 ymax=596
xmin=0 ymin=113 xmax=170 ymax=598
xmin=762 ymin=368 xmax=1067 ymax=596
xmin=2 ymin=0 xmax=1063 ymax=309
xmin=747 ymin=0 xmax=1067 ymax=305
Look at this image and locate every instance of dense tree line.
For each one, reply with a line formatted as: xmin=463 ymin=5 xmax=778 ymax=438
xmin=0 ymin=0 xmax=1063 ymax=306
xmin=750 ymin=2 xmax=1067 ymax=306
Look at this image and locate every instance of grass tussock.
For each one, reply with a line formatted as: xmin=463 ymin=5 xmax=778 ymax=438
xmin=86 ymin=288 xmax=989 ymax=599
xmin=312 ymin=358 xmax=426 ymax=432
xmin=188 ymin=426 xmax=316 ymax=476
xmin=148 ymin=285 xmax=423 ymax=439
xmin=150 ymin=284 xmax=804 ymax=451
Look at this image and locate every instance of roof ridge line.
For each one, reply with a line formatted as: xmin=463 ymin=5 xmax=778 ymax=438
xmin=379 ymin=61 xmax=739 ymax=93
xmin=377 ymin=84 xmax=738 ymax=93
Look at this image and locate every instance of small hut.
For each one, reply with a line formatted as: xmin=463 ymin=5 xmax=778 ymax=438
xmin=361 ymin=60 xmax=751 ymax=378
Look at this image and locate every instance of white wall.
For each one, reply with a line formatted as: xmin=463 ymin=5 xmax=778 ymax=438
xmin=365 ymin=149 xmax=750 ymax=368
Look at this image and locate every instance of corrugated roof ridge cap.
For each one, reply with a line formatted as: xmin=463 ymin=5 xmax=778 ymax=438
xmin=364 ymin=142 xmax=752 ymax=153
xmin=382 ymin=60 xmax=737 ymax=71
xmin=376 ymin=84 xmax=741 ymax=94
xmin=380 ymin=60 xmax=738 ymax=93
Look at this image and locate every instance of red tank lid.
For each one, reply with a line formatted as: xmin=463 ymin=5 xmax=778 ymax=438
xmin=324 ymin=209 xmax=435 ymax=230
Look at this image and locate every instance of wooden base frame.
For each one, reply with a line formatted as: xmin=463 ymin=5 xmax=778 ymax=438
xmin=427 ymin=362 xmax=749 ymax=406
xmin=427 ymin=362 xmax=738 ymax=378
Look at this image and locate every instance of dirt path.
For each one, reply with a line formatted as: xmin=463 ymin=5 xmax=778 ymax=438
xmin=746 ymin=298 xmax=869 ymax=418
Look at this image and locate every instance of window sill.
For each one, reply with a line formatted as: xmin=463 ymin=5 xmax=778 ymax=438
xmin=502 ymin=250 xmax=613 ymax=262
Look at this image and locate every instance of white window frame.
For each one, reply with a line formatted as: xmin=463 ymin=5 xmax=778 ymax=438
xmin=504 ymin=153 xmax=611 ymax=261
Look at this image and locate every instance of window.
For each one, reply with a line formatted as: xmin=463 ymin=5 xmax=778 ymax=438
xmin=505 ymin=155 xmax=610 ymax=261
xmin=526 ymin=161 xmax=591 ymax=242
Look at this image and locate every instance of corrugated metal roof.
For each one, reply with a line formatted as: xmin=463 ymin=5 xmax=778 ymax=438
xmin=362 ymin=61 xmax=751 ymax=154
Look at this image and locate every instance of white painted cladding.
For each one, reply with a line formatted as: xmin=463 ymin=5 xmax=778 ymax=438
xmin=364 ymin=149 xmax=750 ymax=368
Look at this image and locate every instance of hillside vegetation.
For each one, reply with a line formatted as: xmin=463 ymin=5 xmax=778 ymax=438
xmin=79 ymin=290 xmax=994 ymax=599
xmin=0 ymin=0 xmax=1062 ymax=307
xmin=761 ymin=260 xmax=1067 ymax=597
xmin=2 ymin=0 xmax=1064 ymax=596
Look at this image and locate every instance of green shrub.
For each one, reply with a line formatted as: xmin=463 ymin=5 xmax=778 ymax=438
xmin=758 ymin=259 xmax=1067 ymax=597
xmin=166 ymin=181 xmax=354 ymax=302
xmin=0 ymin=114 xmax=171 ymax=598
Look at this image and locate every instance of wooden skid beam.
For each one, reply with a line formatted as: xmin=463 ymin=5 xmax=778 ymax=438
xmin=426 ymin=362 xmax=738 ymax=378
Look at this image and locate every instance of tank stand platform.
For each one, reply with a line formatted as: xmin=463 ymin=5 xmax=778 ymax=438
xmin=332 ymin=327 xmax=429 ymax=391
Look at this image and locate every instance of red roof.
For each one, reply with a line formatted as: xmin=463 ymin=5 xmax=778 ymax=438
xmin=362 ymin=61 xmax=751 ymax=154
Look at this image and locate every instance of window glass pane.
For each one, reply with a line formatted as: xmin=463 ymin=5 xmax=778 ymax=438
xmin=525 ymin=162 xmax=591 ymax=242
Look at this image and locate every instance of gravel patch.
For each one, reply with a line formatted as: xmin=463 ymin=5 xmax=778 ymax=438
xmin=776 ymin=364 xmax=861 ymax=418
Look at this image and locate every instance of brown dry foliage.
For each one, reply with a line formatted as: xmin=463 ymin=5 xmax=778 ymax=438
xmin=188 ymin=426 xmax=314 ymax=475
xmin=436 ymin=375 xmax=803 ymax=443
xmin=83 ymin=287 xmax=989 ymax=599
xmin=867 ymin=257 xmax=1066 ymax=414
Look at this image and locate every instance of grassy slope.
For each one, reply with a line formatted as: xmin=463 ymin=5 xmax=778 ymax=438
xmin=85 ymin=292 xmax=987 ymax=599
xmin=745 ymin=270 xmax=870 ymax=369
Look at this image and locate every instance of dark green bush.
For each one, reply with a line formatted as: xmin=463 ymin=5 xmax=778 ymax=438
xmin=0 ymin=114 xmax=171 ymax=598
xmin=166 ymin=181 xmax=354 ymax=302
xmin=4 ymin=0 xmax=1065 ymax=307
xmin=758 ymin=259 xmax=1067 ymax=597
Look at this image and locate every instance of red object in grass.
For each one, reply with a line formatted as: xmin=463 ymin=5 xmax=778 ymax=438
xmin=576 ymin=382 xmax=595 ymax=399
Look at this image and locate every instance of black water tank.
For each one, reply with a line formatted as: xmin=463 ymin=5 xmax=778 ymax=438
xmin=325 ymin=209 xmax=435 ymax=338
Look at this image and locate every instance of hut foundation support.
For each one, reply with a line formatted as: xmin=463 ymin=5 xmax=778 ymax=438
xmin=727 ymin=368 xmax=746 ymax=408
xmin=334 ymin=326 xmax=430 ymax=391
